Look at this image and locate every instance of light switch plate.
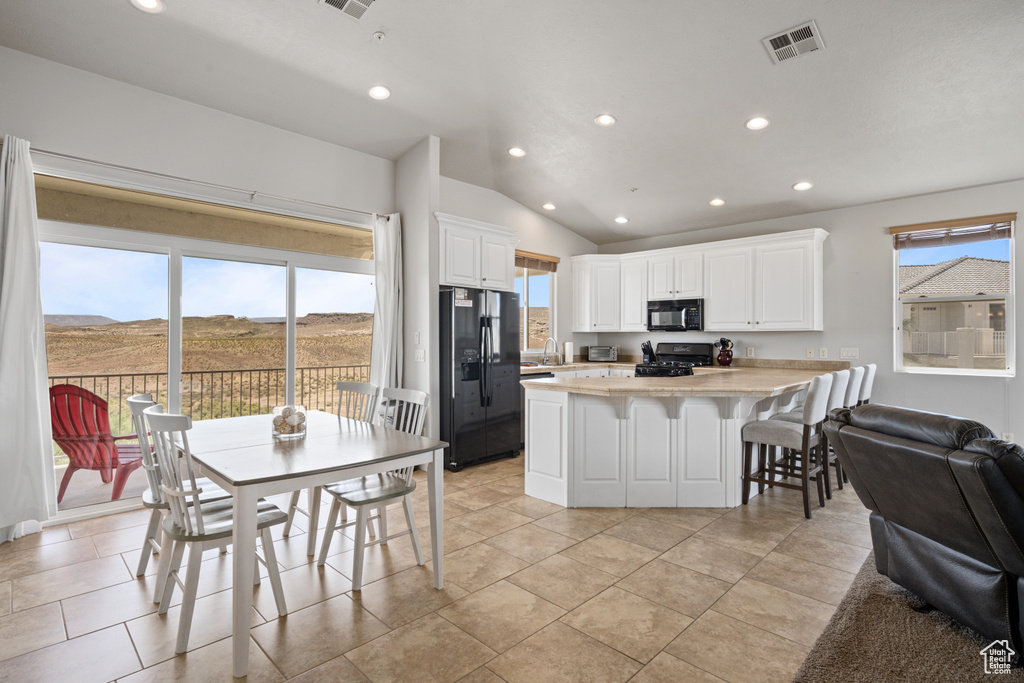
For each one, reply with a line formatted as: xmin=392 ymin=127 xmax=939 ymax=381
xmin=840 ymin=348 xmax=860 ymax=359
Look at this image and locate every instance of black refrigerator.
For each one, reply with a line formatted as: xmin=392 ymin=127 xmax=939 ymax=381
xmin=440 ymin=287 xmax=521 ymax=471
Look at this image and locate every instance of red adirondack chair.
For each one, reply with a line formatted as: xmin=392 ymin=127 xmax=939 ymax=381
xmin=50 ymin=384 xmax=144 ymax=503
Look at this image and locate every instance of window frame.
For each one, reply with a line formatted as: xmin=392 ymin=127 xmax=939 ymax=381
xmin=516 ymin=267 xmax=556 ymax=353
xmin=892 ymin=224 xmax=1015 ymax=378
xmin=39 ymin=219 xmax=374 ymax=410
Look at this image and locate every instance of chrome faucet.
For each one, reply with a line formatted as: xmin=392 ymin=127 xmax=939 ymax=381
xmin=542 ymin=337 xmax=560 ymax=366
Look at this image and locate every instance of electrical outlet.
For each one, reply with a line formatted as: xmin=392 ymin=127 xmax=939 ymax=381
xmin=414 ymin=331 xmax=421 ymax=345
xmin=746 ymin=347 xmax=754 ymax=357
xmin=1001 ymin=432 xmax=1015 ymax=442
xmin=805 ymin=347 xmax=815 ymax=359
xmin=820 ymin=347 xmax=828 ymax=359
xmin=414 ymin=349 xmax=425 ymax=362
xmin=841 ymin=347 xmax=860 ymax=359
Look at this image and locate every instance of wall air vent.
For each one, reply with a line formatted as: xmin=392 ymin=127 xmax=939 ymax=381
xmin=762 ymin=21 xmax=824 ymax=64
xmin=319 ymin=0 xmax=374 ymax=21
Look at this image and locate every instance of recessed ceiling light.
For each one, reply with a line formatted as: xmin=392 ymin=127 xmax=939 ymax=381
xmin=792 ymin=181 xmax=813 ymax=191
xmin=542 ymin=203 xmax=556 ymax=210
xmin=368 ymin=85 xmax=391 ymax=100
xmin=745 ymin=116 xmax=770 ymax=131
xmin=594 ymin=114 xmax=616 ymax=126
xmin=129 ymin=0 xmax=165 ymax=13
xmin=615 ymin=216 xmax=629 ymax=224
xmin=710 ymin=198 xmax=725 ymax=206
xmin=508 ymin=147 xmax=526 ymax=157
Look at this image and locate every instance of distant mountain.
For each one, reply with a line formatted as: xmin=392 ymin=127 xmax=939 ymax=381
xmin=45 ymin=315 xmax=119 ymax=326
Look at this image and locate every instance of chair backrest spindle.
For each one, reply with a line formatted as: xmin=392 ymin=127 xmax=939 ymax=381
xmin=378 ymin=388 xmax=429 ymax=436
xmin=336 ymin=381 xmax=378 ymax=422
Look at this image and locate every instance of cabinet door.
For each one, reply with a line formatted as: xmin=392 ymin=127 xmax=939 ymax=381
xmin=442 ymin=227 xmax=480 ymax=287
xmin=591 ymin=261 xmax=621 ymax=331
xmin=481 ymin=235 xmax=514 ymax=291
xmin=620 ymin=259 xmax=648 ymax=331
xmin=647 ymin=255 xmax=676 ymax=300
xmin=704 ymin=248 xmax=753 ymax=330
xmin=756 ymin=241 xmax=813 ymax=330
xmin=572 ymin=261 xmax=591 ymax=332
xmin=676 ymin=252 xmax=703 ymax=297
xmin=575 ymin=368 xmax=610 ymax=378
xmin=627 ymin=399 xmax=676 ymax=507
xmin=572 ymin=397 xmax=626 ymax=506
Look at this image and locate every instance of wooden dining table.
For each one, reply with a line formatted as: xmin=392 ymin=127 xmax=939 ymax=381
xmin=185 ymin=410 xmax=447 ymax=678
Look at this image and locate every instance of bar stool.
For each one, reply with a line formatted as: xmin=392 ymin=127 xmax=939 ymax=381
xmin=858 ymin=363 xmax=877 ymax=405
xmin=769 ymin=369 xmax=850 ymax=498
xmin=742 ymin=373 xmax=833 ymax=519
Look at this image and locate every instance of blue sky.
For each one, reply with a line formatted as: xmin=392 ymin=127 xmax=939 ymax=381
xmin=40 ymin=243 xmax=375 ymax=321
xmin=515 ymin=271 xmax=550 ymax=307
xmin=898 ymin=240 xmax=1010 ymax=266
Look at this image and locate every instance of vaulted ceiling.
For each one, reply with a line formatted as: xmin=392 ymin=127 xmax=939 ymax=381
xmin=2 ymin=0 xmax=1022 ymax=244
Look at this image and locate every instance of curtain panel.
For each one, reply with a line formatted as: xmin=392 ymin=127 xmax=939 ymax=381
xmin=0 ymin=136 xmax=57 ymax=544
xmin=369 ymin=213 xmax=403 ymax=391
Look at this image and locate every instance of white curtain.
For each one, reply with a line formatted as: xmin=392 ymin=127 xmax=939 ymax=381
xmin=369 ymin=213 xmax=403 ymax=391
xmin=0 ymin=136 xmax=56 ymax=544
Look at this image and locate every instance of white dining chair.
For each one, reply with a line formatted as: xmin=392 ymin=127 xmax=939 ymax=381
xmin=845 ymin=366 xmax=866 ymax=410
xmin=317 ymin=388 xmax=429 ymax=590
xmin=282 ymin=381 xmax=379 ymax=550
xmin=144 ymin=404 xmax=288 ymax=654
xmin=128 ymin=394 xmax=229 ymax=602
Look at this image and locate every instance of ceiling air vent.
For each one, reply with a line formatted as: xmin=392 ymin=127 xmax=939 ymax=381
xmin=762 ymin=21 xmax=824 ymax=64
xmin=319 ymin=0 xmax=374 ymax=21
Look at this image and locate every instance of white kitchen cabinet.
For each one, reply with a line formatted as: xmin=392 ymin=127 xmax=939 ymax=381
xmin=704 ymin=247 xmax=755 ymax=330
xmin=574 ymin=368 xmax=610 ymax=378
xmin=619 ymin=257 xmax=647 ymax=331
xmin=571 ymin=255 xmax=621 ymax=332
xmin=703 ymin=229 xmax=826 ymax=331
xmin=609 ymin=368 xmax=635 ymax=377
xmin=436 ymin=213 xmax=519 ymax=291
xmin=647 ymin=249 xmax=703 ymax=300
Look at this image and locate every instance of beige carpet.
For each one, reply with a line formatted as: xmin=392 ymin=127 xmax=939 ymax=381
xmin=793 ymin=552 xmax=1024 ymax=682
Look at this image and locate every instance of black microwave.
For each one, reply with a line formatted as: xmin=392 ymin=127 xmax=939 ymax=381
xmin=647 ymin=298 xmax=704 ymax=332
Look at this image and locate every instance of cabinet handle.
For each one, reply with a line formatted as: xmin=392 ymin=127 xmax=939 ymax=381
xmin=482 ymin=278 xmax=487 ymax=281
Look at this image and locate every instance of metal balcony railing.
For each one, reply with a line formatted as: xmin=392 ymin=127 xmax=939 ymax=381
xmin=47 ymin=364 xmax=372 ymax=438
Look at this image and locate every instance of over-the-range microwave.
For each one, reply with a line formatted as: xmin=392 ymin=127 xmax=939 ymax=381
xmin=647 ymin=298 xmax=704 ymax=332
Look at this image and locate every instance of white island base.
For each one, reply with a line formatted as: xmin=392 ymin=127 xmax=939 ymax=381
xmin=522 ymin=369 xmax=819 ymax=508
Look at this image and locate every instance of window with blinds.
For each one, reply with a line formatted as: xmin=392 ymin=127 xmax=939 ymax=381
xmin=514 ymin=250 xmax=559 ymax=351
xmin=891 ymin=213 xmax=1015 ymax=376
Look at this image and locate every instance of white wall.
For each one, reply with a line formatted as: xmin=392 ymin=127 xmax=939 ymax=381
xmin=398 ymin=137 xmax=441 ymax=438
xmin=598 ymin=178 xmax=1024 ymax=436
xmin=439 ymin=177 xmax=600 ymax=356
xmin=0 ymin=47 xmax=394 ymax=213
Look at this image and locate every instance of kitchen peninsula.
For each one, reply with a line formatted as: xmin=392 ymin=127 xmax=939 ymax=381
xmin=520 ymin=366 xmax=827 ymax=509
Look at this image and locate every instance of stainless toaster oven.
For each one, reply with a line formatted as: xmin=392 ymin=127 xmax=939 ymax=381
xmin=588 ymin=346 xmax=618 ymax=362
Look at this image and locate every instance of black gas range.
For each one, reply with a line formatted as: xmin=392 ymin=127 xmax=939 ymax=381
xmin=635 ymin=342 xmax=714 ymax=377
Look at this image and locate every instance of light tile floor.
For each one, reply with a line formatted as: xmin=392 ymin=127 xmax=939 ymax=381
xmin=0 ymin=457 xmax=871 ymax=682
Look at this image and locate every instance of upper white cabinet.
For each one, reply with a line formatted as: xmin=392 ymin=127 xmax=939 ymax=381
xmin=619 ymin=257 xmax=648 ymax=331
xmin=703 ymin=229 xmax=826 ymax=331
xmin=704 ymin=247 xmax=755 ymax=330
xmin=571 ymin=255 xmax=621 ymax=332
xmin=568 ymin=228 xmax=827 ymax=335
xmin=436 ymin=213 xmax=519 ymax=291
xmin=647 ymin=250 xmax=702 ymax=300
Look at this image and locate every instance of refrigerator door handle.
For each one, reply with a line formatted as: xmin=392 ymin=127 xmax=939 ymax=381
xmin=479 ymin=316 xmax=488 ymax=408
xmin=486 ymin=320 xmax=495 ymax=407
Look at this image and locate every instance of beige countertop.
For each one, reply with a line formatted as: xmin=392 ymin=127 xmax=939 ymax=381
xmin=519 ymin=366 xmax=822 ymax=397
xmin=519 ymin=362 xmax=635 ymax=375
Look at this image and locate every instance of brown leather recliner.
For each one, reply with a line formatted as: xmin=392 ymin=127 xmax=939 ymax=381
xmin=825 ymin=404 xmax=1024 ymax=652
